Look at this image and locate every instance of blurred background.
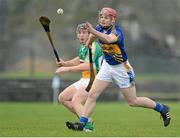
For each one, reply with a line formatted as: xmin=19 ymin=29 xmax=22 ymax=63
xmin=0 ymin=0 xmax=180 ymax=102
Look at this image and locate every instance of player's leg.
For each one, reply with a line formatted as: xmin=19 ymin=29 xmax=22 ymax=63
xmin=70 ymin=79 xmax=89 ymax=117
xmin=58 ymin=84 xmax=77 ymax=114
xmin=72 ymin=86 xmax=88 ymax=117
xmin=121 ymin=85 xmax=156 ymax=108
xmin=68 ymin=78 xmax=95 ymax=131
xmin=113 ymin=62 xmax=171 ymax=127
xmin=67 ymin=79 xmax=110 ymax=131
xmin=121 ymin=85 xmax=171 ymax=127
xmin=66 ymin=87 xmax=90 ymax=130
xmin=69 ymin=61 xmax=112 ymax=131
xmin=81 ymin=79 xmax=110 ymax=119
xmin=81 ymin=61 xmax=111 ymax=118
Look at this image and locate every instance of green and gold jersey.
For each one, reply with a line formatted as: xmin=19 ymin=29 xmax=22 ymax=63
xmin=78 ymin=41 xmax=103 ymax=78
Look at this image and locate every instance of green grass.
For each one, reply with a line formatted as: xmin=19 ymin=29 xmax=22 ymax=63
xmin=0 ymin=102 xmax=179 ymax=137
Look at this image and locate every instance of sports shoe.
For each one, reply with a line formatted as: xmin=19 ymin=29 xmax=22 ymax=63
xmin=66 ymin=121 xmax=84 ymax=130
xmin=83 ymin=121 xmax=94 ymax=132
xmin=160 ymin=104 xmax=171 ymax=127
xmin=67 ymin=121 xmax=94 ymax=132
xmin=66 ymin=121 xmax=74 ymax=129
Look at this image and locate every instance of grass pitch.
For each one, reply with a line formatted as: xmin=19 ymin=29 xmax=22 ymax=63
xmin=0 ymin=102 xmax=179 ymax=137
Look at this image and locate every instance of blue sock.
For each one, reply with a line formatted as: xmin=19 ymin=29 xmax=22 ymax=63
xmin=154 ymin=102 xmax=163 ymax=112
xmin=79 ymin=116 xmax=88 ymax=124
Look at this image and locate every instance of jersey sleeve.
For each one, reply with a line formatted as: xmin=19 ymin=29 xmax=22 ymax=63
xmin=78 ymin=45 xmax=83 ymax=62
xmin=91 ymin=42 xmax=103 ymax=72
xmin=79 ymin=45 xmax=89 ymax=63
xmin=84 ymin=42 xmax=102 ymax=63
xmin=114 ymin=25 xmax=123 ymax=42
xmin=95 ymin=24 xmax=103 ymax=32
xmin=84 ymin=53 xmax=89 ymax=62
xmin=91 ymin=42 xmax=102 ymax=62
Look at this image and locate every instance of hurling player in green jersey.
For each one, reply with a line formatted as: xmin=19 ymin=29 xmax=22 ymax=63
xmin=55 ymin=23 xmax=102 ymax=125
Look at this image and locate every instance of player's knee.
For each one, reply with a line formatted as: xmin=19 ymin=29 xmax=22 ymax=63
xmin=71 ymin=98 xmax=78 ymax=106
xmin=128 ymin=99 xmax=138 ymax=107
xmin=58 ymin=92 xmax=65 ymax=104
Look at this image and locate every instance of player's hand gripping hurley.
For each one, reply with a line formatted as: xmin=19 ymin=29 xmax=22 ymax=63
xmin=39 ymin=16 xmax=60 ymax=62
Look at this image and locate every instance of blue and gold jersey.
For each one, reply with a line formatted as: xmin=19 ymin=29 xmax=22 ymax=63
xmin=95 ymin=24 xmax=128 ymax=65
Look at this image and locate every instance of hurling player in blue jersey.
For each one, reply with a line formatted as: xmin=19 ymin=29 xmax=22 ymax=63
xmin=68 ymin=7 xmax=171 ymax=131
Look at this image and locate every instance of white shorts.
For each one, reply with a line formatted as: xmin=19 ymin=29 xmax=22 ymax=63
xmin=96 ymin=60 xmax=135 ymax=88
xmin=73 ymin=78 xmax=90 ymax=90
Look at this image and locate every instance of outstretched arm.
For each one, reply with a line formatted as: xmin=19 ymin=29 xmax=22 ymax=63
xmin=85 ymin=22 xmax=118 ymax=44
xmin=55 ymin=62 xmax=89 ymax=74
xmin=56 ymin=57 xmax=80 ymax=67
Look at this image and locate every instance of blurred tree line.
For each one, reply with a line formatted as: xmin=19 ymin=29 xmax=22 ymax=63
xmin=0 ymin=0 xmax=180 ymax=75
